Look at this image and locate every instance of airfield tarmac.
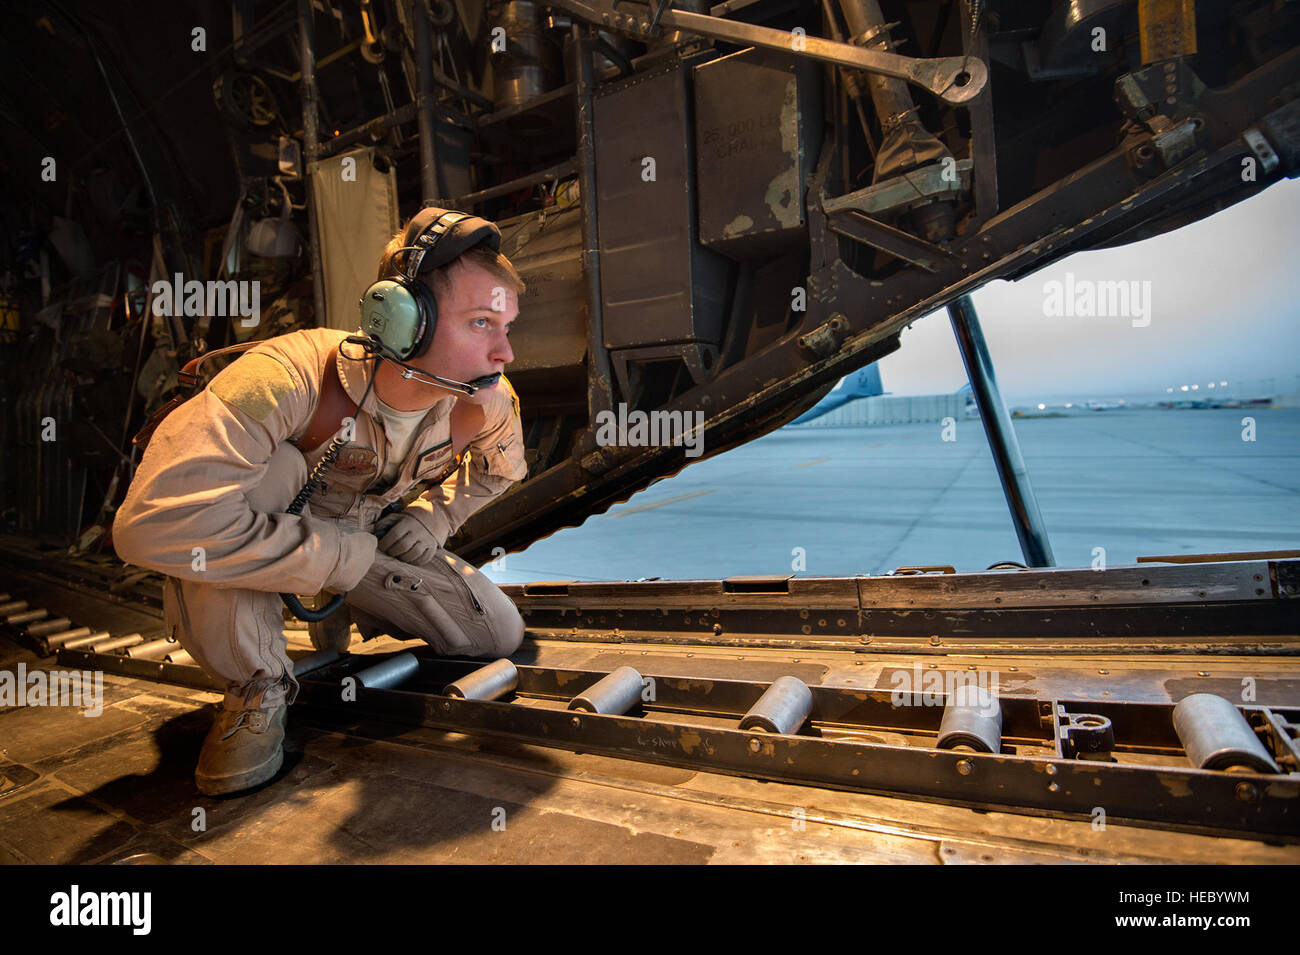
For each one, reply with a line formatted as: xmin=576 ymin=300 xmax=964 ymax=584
xmin=485 ymin=406 xmax=1300 ymax=583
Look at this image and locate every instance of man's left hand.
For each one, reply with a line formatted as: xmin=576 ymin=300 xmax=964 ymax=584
xmin=376 ymin=513 xmax=439 ymax=565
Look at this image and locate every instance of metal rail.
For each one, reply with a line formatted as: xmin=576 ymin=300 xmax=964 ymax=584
xmin=281 ymin=650 xmax=1300 ymax=838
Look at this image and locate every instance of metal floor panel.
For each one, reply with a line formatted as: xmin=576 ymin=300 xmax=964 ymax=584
xmin=2 ymin=560 xmax=1299 ymax=863
xmin=0 ymin=639 xmax=1296 ymax=864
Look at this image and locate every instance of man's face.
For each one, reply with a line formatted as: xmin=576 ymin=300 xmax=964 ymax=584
xmin=411 ymin=258 xmax=517 ymax=405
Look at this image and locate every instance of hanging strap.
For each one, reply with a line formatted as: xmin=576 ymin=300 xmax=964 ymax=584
xmin=293 ymin=348 xmax=358 ymax=453
xmin=135 ymin=343 xmax=358 ymax=453
xmin=183 ymin=342 xmax=357 ymax=452
xmin=176 ymin=340 xmax=261 ymax=388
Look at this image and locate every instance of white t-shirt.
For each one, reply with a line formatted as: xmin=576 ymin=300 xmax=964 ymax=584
xmin=374 ymin=396 xmax=434 ymax=483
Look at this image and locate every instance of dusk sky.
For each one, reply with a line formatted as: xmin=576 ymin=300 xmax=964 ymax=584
xmin=876 ymin=175 xmax=1300 ymax=405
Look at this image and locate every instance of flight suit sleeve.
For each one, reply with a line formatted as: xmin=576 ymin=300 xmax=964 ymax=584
xmin=111 ymin=351 xmax=377 ymax=593
xmin=402 ymin=381 xmax=527 ymax=548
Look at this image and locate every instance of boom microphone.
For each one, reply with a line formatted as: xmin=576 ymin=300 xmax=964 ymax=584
xmin=392 ymin=361 xmax=499 ymax=396
xmin=343 ymin=335 xmax=500 ymax=396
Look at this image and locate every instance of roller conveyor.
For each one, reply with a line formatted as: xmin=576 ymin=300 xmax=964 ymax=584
xmin=10 ymin=551 xmax=1300 ymax=851
xmin=58 ymin=641 xmax=1300 ymax=839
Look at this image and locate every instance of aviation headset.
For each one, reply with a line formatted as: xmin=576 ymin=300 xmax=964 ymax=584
xmin=352 ymin=206 xmax=504 ymax=386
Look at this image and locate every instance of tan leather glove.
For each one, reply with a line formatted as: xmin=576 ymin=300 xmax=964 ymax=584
xmin=375 ymin=512 xmax=439 ymax=565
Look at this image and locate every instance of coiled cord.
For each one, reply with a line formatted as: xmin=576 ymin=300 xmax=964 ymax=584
xmin=280 ymin=354 xmax=379 ymax=623
xmin=287 ymin=433 xmax=349 ymax=516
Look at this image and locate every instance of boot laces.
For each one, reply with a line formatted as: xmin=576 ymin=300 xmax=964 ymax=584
xmin=221 ymin=708 xmax=267 ymax=739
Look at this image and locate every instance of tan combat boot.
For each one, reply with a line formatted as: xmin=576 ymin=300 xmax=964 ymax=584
xmin=194 ymin=702 xmax=287 ymax=796
xmin=308 ymin=602 xmax=353 ymax=652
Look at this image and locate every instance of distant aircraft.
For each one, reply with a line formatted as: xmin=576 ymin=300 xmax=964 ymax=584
xmin=957 ymin=382 xmax=979 ymax=418
xmin=791 ymin=365 xmax=885 ymax=424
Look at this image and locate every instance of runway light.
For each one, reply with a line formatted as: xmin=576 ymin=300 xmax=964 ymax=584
xmin=1037 ymin=403 xmax=1046 ymax=410
xmin=1208 ymin=382 xmax=1216 ymax=388
xmin=1220 ymin=380 xmax=1228 ymax=386
xmin=1180 ymin=385 xmax=1189 ymax=391
xmin=1191 ymin=384 xmax=1199 ymax=390
xmin=1165 ymin=388 xmax=1173 ymax=393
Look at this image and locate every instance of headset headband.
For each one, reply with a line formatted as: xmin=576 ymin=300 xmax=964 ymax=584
xmin=397 ymin=207 xmax=503 ymax=281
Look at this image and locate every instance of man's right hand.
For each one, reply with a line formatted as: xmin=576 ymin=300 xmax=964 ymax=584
xmin=323 ymin=527 xmax=380 ymax=594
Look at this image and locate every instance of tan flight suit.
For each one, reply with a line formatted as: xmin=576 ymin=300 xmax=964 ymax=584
xmin=112 ymin=327 xmax=529 ymax=711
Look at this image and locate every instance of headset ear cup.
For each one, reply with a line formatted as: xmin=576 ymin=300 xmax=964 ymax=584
xmin=359 ymin=277 xmax=428 ymax=360
xmin=408 ymin=279 xmax=439 ymax=359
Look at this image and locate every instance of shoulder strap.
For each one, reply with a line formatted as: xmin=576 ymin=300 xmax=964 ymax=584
xmin=134 ymin=340 xmax=265 ymax=451
xmin=136 ymin=340 xmax=358 ymax=454
xmin=177 ymin=340 xmax=262 ymax=388
xmin=449 ymin=400 xmax=485 ymax=457
xmin=293 ymin=347 xmax=358 ymax=453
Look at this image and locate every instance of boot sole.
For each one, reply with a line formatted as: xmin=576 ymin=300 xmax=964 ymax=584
xmin=195 ymin=744 xmax=285 ymax=796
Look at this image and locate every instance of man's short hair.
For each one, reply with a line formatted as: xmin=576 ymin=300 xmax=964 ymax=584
xmin=376 ymin=226 xmax=526 ymax=303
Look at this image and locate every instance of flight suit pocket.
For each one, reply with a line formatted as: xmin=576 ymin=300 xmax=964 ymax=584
xmin=383 ymin=570 xmax=425 ymax=595
xmin=348 ymin=552 xmax=514 ymax=658
xmin=320 ymin=446 xmax=380 ymax=495
xmin=413 ymin=440 xmax=456 ymax=482
xmin=384 ymin=562 xmax=484 ymax=621
xmin=480 ymin=438 xmax=527 ymax=482
xmin=369 ymin=563 xmax=479 ymax=653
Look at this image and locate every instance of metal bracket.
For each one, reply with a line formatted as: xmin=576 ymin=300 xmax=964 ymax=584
xmin=547 ymin=0 xmax=988 ymax=105
xmin=825 ymin=209 xmax=955 ymax=272
xmin=1243 ymin=128 xmax=1281 ymax=176
xmin=1059 ymin=708 xmax=1117 ymax=760
xmin=823 ymin=159 xmax=973 ymax=217
xmin=1152 ymin=118 xmax=1200 ymax=168
xmin=797 ymin=313 xmax=850 ymax=360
